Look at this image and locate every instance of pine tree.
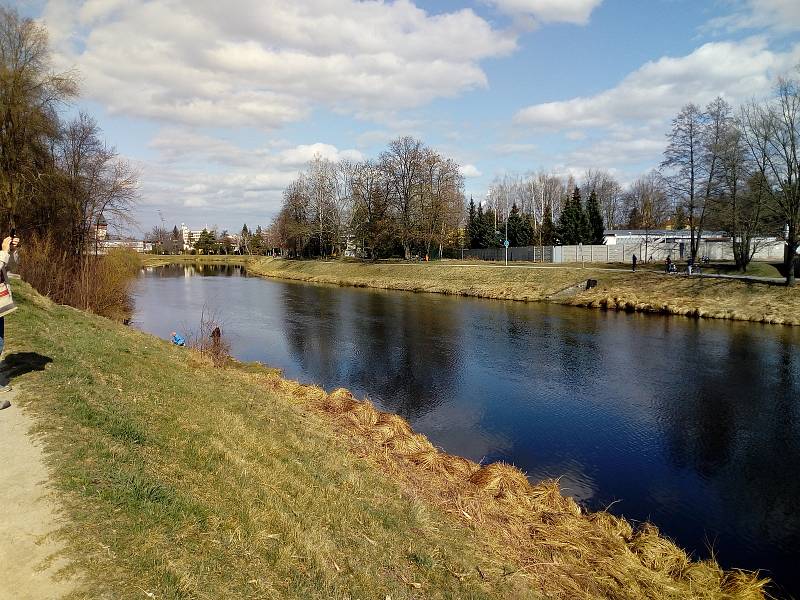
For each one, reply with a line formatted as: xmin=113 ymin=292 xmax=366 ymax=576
xmin=540 ymin=204 xmax=555 ymax=245
xmin=482 ymin=208 xmax=501 ymax=247
xmin=475 ymin=203 xmax=487 ymax=248
xmin=506 ymin=204 xmax=524 ymax=246
xmin=466 ymin=197 xmax=477 ymax=247
xmin=557 ymin=187 xmax=590 ymax=244
xmin=586 ymin=190 xmax=605 ymax=244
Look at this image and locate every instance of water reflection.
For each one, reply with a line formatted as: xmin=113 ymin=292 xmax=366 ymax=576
xmin=133 ymin=264 xmax=800 ymax=596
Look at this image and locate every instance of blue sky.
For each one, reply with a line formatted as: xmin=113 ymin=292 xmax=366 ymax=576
xmin=18 ymin=0 xmax=800 ymax=234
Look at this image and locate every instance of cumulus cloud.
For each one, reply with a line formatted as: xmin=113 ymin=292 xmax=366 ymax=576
xmin=43 ymin=0 xmax=517 ymax=128
xmin=459 ymin=164 xmax=482 ymax=178
xmin=136 ymin=131 xmax=364 ymax=229
xmin=515 ymin=37 xmax=800 ymax=130
xmin=513 ymin=36 xmax=800 ymax=181
xmin=486 ymin=0 xmax=602 ymax=25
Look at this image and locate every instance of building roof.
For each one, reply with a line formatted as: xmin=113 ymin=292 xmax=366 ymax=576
xmin=604 ymin=229 xmax=728 ymax=238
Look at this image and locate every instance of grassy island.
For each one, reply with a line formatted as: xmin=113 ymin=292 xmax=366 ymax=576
xmin=6 ymin=278 xmax=768 ymax=598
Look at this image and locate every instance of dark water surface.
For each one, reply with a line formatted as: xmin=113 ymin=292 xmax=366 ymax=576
xmin=133 ymin=264 xmax=800 ymax=597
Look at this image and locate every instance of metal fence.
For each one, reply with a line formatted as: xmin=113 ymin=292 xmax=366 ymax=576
xmin=461 ymin=246 xmax=553 ymax=262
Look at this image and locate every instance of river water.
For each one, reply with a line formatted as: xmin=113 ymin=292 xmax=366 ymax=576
xmin=133 ymin=264 xmax=800 ymax=597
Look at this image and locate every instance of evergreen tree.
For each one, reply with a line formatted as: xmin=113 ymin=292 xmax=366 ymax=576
xmin=482 ymin=208 xmax=501 ymax=247
xmin=586 ymin=190 xmax=605 ymax=244
xmin=466 ymin=197 xmax=477 ymax=247
xmin=474 ymin=203 xmax=487 ymax=248
xmin=540 ymin=204 xmax=555 ymax=245
xmin=194 ymin=229 xmax=217 ymax=254
xmin=520 ymin=213 xmax=535 ymax=246
xmin=506 ymin=204 xmax=525 ymax=246
xmin=557 ymin=187 xmax=590 ymax=244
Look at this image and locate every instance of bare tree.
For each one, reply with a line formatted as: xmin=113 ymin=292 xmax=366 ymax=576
xmin=380 ymin=136 xmax=423 ymax=259
xmin=740 ymin=76 xmax=800 ymax=284
xmin=623 ymin=172 xmax=670 ymax=261
xmin=582 ymin=169 xmax=623 ymax=230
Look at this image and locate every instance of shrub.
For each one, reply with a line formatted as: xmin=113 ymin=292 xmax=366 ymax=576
xmin=16 ymin=234 xmax=142 ymax=321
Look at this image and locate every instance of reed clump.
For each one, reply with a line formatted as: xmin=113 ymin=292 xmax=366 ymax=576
xmin=17 ymin=234 xmax=141 ymax=321
xmin=261 ymin=379 xmax=768 ymax=599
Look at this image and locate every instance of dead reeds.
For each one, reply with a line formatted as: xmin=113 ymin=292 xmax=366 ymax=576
xmin=260 ymin=378 xmax=768 ymax=599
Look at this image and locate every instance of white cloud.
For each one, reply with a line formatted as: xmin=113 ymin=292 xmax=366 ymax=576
xmin=489 ymin=142 xmax=537 ymax=155
xmin=43 ymin=0 xmax=517 ymax=128
xmin=487 ymin=0 xmax=602 ymax=24
xmin=707 ymin=0 xmax=800 ymax=33
xmin=136 ymin=130 xmax=365 ymax=229
xmin=515 ymin=37 xmax=800 ymax=130
xmin=278 ymin=143 xmax=363 ymax=166
xmin=459 ymin=164 xmax=482 ymax=178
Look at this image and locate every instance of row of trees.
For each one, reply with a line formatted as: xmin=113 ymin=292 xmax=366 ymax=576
xmin=272 ymin=137 xmax=464 ymax=259
xmin=465 ymin=185 xmax=605 ymax=248
xmin=661 ymin=85 xmax=798 ymax=279
xmin=0 ymin=7 xmax=137 ymax=257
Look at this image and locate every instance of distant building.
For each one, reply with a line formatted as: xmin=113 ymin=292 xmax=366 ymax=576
xmin=181 ymin=223 xmax=208 ymax=251
xmin=94 ymin=214 xmax=108 ymax=241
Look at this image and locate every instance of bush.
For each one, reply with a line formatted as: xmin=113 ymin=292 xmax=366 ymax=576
xmin=16 ymin=234 xmax=142 ymax=321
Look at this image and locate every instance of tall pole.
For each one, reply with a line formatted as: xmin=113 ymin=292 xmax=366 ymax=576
xmin=505 ymin=188 xmax=509 ymax=266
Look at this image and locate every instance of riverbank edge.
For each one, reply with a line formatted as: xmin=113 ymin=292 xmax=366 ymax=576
xmin=10 ymin=278 xmax=767 ymax=598
xmin=143 ymin=255 xmax=800 ymax=326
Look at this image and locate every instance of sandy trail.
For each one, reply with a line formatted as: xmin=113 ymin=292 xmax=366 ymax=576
xmin=0 ymin=388 xmax=77 ymax=600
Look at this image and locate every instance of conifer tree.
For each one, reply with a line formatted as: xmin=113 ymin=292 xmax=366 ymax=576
xmin=540 ymin=204 xmax=556 ymax=245
xmin=557 ymin=187 xmax=590 ymax=244
xmin=586 ymin=190 xmax=605 ymax=244
xmin=506 ymin=204 xmax=524 ymax=246
xmin=466 ymin=197 xmax=477 ymax=247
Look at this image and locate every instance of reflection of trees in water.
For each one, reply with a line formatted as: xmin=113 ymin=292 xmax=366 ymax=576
xmin=659 ymin=326 xmax=800 ymax=583
xmin=150 ymin=264 xmax=245 ymax=278
xmin=280 ymin=285 xmax=461 ymax=420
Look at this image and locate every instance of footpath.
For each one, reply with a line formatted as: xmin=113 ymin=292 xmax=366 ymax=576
xmin=0 ymin=388 xmax=77 ymax=600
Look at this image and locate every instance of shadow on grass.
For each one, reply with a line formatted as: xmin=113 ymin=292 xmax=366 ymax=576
xmin=1 ymin=352 xmax=53 ymax=378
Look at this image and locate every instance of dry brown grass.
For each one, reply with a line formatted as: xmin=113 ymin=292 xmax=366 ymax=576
xmin=255 ymin=377 xmax=769 ymax=600
xmin=17 ymin=234 xmax=141 ymax=321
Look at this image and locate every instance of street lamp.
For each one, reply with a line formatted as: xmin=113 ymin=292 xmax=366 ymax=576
xmin=504 ymin=187 xmax=509 ymax=266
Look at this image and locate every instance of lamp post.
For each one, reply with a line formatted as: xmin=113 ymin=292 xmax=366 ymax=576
xmin=504 ymin=188 xmax=509 ymax=266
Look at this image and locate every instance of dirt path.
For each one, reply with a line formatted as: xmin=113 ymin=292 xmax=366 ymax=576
xmin=0 ymin=389 xmax=77 ymax=600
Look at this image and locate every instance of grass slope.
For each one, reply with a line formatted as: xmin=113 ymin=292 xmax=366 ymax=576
xmin=9 ymin=281 xmax=533 ymax=599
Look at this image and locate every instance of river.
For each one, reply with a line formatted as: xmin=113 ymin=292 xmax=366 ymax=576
xmin=133 ymin=263 xmax=800 ymax=597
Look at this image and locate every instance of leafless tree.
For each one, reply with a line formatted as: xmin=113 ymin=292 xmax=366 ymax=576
xmin=740 ymin=76 xmax=800 ymax=284
xmin=582 ymin=169 xmax=623 ymax=230
xmin=380 ymin=136 xmax=423 ymax=259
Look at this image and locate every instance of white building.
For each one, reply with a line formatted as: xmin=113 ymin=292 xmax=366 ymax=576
xmin=181 ymin=223 xmax=209 ymax=251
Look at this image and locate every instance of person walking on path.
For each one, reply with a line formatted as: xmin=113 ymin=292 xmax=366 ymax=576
xmin=632 ymin=254 xmax=637 ymax=272
xmin=0 ymin=233 xmax=21 ymax=410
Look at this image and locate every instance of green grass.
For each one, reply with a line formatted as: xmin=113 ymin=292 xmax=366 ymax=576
xmin=8 ymin=281 xmax=537 ymax=599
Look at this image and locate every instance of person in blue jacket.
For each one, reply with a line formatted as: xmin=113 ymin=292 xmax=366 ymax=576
xmin=170 ymin=331 xmax=186 ymax=347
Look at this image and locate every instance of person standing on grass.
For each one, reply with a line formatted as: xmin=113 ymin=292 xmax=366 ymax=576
xmin=632 ymin=253 xmax=637 ymax=272
xmin=0 ymin=234 xmax=20 ymax=410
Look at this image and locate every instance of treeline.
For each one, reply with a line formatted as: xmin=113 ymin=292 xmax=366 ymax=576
xmin=271 ymin=137 xmax=464 ymax=259
xmin=465 ymin=186 xmax=605 ymax=248
xmin=0 ymin=7 xmax=139 ymax=315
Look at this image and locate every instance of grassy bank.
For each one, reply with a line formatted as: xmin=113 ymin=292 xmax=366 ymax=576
xmin=8 ymin=279 xmax=767 ymax=598
xmin=237 ymin=257 xmax=800 ymax=326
